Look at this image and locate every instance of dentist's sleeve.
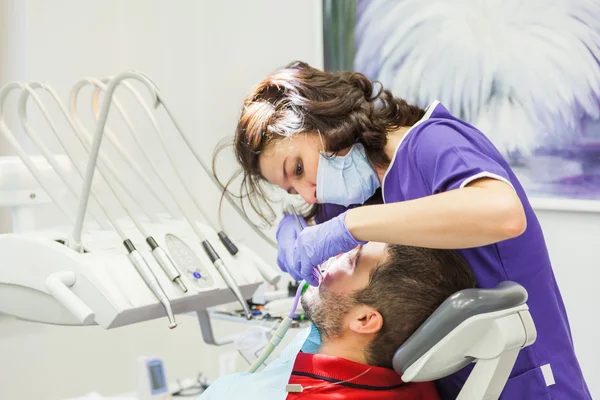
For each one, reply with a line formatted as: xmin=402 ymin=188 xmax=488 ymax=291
xmin=344 ymin=122 xmax=524 ymax=248
xmin=410 ymin=123 xmax=513 ymax=194
xmin=314 ymin=203 xmax=349 ymax=224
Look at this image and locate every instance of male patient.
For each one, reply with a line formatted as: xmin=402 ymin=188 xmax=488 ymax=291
xmin=200 ymin=242 xmax=476 ymax=399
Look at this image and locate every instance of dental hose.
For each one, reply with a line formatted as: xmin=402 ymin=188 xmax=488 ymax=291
xmin=247 ymin=281 xmax=308 ymax=373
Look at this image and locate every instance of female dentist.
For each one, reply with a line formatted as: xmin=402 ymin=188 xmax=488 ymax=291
xmin=217 ymin=61 xmax=590 ymax=399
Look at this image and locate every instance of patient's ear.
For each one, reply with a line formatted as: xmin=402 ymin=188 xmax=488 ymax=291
xmin=348 ymin=305 xmax=383 ymax=335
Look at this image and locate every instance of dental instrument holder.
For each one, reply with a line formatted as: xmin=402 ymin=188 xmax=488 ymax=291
xmin=0 ymin=211 xmax=264 ymax=331
xmin=87 ymin=73 xmax=279 ymax=286
xmin=88 ymin=78 xmax=239 ymax=259
xmin=38 ymin=78 xmax=188 ymax=296
xmin=69 ymin=70 xmax=251 ymax=321
xmin=0 ymin=74 xmax=264 ymax=331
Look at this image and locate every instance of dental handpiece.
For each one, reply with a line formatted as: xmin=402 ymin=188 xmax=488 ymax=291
xmin=290 ymin=206 xmax=323 ymax=281
xmin=201 ymin=240 xmax=253 ymax=320
xmin=146 ymin=237 xmax=188 ymax=293
xmin=124 ymin=239 xmax=177 ymax=329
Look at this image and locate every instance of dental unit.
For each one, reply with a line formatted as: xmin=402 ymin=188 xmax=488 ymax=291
xmin=17 ymin=83 xmax=184 ymax=326
xmin=0 ymin=72 xmax=267 ymax=331
xmin=0 ymin=71 xmax=538 ymax=399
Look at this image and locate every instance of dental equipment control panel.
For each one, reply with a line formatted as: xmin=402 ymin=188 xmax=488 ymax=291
xmin=165 ymin=233 xmax=215 ymax=290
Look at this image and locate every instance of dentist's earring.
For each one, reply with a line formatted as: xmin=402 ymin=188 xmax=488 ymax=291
xmin=317 ymin=130 xmax=327 ymax=154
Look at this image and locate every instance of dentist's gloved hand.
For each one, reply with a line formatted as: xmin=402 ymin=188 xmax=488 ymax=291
xmin=275 ymin=214 xmax=308 ymax=281
xmin=293 ymin=211 xmax=366 ymax=286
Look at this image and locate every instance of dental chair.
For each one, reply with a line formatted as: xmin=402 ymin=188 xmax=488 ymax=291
xmin=394 ymin=281 xmax=537 ymax=400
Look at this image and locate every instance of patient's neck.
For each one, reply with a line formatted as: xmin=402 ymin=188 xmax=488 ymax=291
xmin=318 ymin=336 xmax=368 ymax=365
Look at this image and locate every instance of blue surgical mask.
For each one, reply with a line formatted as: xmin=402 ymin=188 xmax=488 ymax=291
xmin=316 ymin=143 xmax=380 ymax=206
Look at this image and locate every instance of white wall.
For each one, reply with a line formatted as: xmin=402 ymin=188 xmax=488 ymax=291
xmin=0 ymin=1 xmax=322 ymax=399
xmin=534 ymin=209 xmax=600 ymax=397
xmin=0 ymin=1 xmax=598 ymax=399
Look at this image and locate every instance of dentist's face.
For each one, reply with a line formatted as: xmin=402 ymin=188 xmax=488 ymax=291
xmin=258 ymin=134 xmax=321 ymax=204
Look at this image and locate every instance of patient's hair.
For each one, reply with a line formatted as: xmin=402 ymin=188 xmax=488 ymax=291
xmin=340 ymin=245 xmax=475 ymax=369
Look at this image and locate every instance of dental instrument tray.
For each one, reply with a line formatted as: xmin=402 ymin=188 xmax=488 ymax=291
xmin=0 ymin=219 xmax=264 ymax=329
xmin=0 ymin=70 xmax=282 ymax=334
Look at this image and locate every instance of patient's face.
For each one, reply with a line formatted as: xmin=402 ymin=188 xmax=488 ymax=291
xmin=319 ymin=241 xmax=386 ymax=293
xmin=301 ymin=242 xmax=387 ymax=339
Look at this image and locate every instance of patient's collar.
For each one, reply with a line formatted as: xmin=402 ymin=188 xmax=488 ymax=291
xmin=317 ymin=333 xmax=373 ymax=365
xmin=292 ymin=352 xmax=403 ymax=388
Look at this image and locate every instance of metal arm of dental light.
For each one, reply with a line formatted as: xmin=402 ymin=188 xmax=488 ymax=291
xmin=159 ymin=96 xmax=278 ymax=250
xmin=91 ymin=78 xmax=222 ymax=249
xmin=18 ymin=83 xmax=189 ymax=299
xmin=89 ymin=79 xmax=248 ymax=290
xmin=69 ymin=78 xmax=170 ymax=222
xmin=123 ymin=69 xmax=277 ymax=250
xmin=78 ymin=71 xmax=251 ymax=319
xmin=17 ymin=83 xmax=112 ymax=231
xmin=92 ymin=70 xmax=252 ymax=318
xmin=96 ymin=78 xmax=238 ymax=256
xmin=83 ymin=79 xmax=218 ymax=293
xmin=79 ymin=80 xmax=196 ymax=292
xmin=104 ymin=70 xmax=281 ymax=286
xmin=196 ymin=309 xmax=237 ymax=346
xmin=70 ymin=72 xmax=180 ymax=325
xmin=86 ymin=78 xmax=181 ymax=220
xmin=35 ymin=82 xmax=161 ymax=226
xmin=0 ymin=82 xmax=77 ymax=226
xmin=102 ymin=74 xmax=280 ymax=285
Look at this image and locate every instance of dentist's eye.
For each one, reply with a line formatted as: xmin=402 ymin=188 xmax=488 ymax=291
xmin=295 ymin=160 xmax=303 ymax=176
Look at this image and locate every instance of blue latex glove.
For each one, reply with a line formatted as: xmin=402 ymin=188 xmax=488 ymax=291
xmin=275 ymin=214 xmax=308 ymax=281
xmin=293 ymin=211 xmax=366 ymax=286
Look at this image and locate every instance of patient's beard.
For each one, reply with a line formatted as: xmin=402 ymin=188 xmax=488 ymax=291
xmin=301 ymin=286 xmax=354 ymax=341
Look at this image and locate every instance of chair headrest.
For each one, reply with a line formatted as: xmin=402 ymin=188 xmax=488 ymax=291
xmin=393 ymin=281 xmax=528 ymax=376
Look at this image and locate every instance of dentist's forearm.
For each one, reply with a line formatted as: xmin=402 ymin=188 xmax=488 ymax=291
xmin=344 ymin=179 xmax=527 ymax=249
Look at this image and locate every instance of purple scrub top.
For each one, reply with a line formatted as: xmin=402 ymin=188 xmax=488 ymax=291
xmin=379 ymin=101 xmax=591 ymax=399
